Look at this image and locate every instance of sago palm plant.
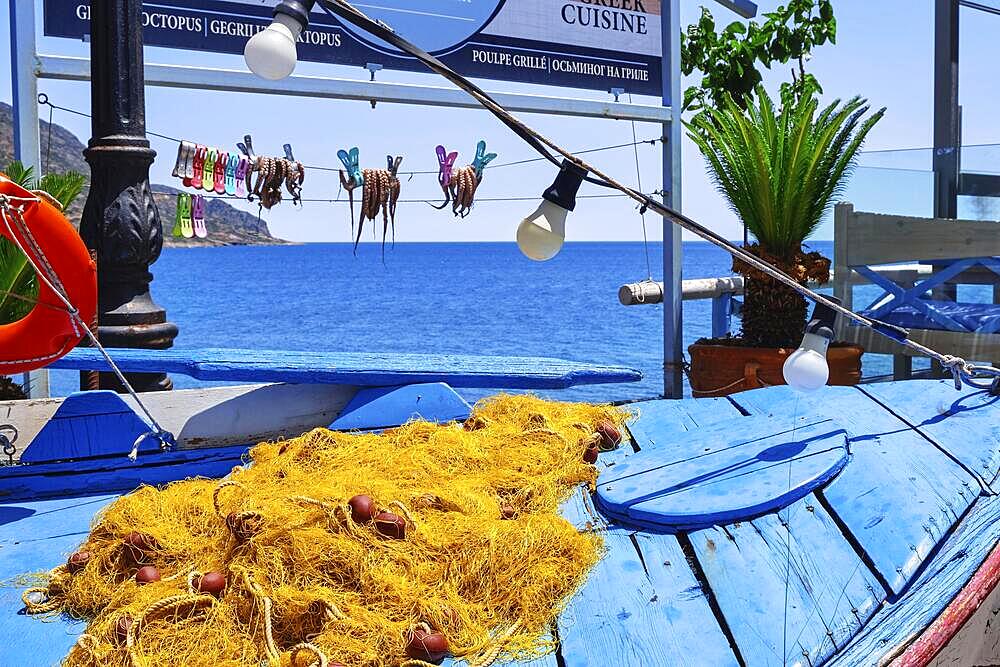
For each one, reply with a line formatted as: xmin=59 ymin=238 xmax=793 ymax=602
xmin=686 ymin=83 xmax=884 ymax=348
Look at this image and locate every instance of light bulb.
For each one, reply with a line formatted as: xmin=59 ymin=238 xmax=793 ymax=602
xmin=517 ymin=200 xmax=568 ymax=261
xmin=782 ymin=331 xmax=831 ymax=392
xmin=516 ymin=159 xmax=586 ymax=261
xmin=245 ymin=13 xmax=303 ymax=80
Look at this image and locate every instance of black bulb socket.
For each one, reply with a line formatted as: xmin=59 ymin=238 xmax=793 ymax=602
xmin=804 ymin=297 xmax=841 ymax=341
xmin=542 ymin=160 xmax=587 ymax=212
xmin=274 ymin=0 xmax=315 ymax=28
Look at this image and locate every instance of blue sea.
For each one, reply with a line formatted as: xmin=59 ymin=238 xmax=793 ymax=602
xmin=49 ymin=240 xmax=905 ymax=403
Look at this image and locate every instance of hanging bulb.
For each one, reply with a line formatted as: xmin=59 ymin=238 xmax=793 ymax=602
xmin=517 ymin=160 xmax=587 ymax=261
xmin=245 ymin=2 xmax=315 ymax=80
xmin=782 ymin=298 xmax=841 ymax=392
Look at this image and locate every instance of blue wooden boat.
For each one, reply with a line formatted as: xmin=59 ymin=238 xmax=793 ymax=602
xmin=2 ymin=348 xmax=999 ymax=666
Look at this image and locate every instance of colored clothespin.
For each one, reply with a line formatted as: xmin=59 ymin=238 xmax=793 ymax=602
xmin=471 ymin=140 xmax=497 ymax=180
xmin=192 ymin=195 xmax=207 ymax=239
xmin=337 ymin=147 xmax=364 ymax=187
xmin=188 ymin=145 xmax=207 ymax=189
xmin=202 ymin=149 xmax=217 ymax=192
xmin=173 ymin=140 xmax=194 ymax=178
xmin=180 ymin=193 xmax=194 ymax=238
xmin=172 ymin=193 xmax=186 ymax=237
xmin=237 ymin=135 xmax=255 ymax=160
xmin=235 ymin=158 xmax=249 ymax=198
xmin=283 ymin=143 xmax=295 ymax=161
xmin=224 ymin=154 xmax=239 ymax=196
xmin=213 ymin=151 xmax=228 ymax=195
xmin=436 ymin=145 xmax=458 ymax=188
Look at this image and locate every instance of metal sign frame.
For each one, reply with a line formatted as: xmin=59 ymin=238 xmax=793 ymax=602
xmin=9 ymin=0 xmax=686 ymax=397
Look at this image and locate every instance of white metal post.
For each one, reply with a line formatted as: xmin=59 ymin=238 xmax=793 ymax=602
xmin=9 ymin=0 xmax=50 ymax=398
xmin=662 ymin=0 xmax=684 ymax=398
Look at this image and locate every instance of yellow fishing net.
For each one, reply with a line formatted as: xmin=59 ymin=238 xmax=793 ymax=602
xmin=24 ymin=394 xmax=628 ymax=667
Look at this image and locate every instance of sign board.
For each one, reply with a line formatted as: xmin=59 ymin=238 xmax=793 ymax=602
xmin=43 ymin=0 xmax=664 ymax=98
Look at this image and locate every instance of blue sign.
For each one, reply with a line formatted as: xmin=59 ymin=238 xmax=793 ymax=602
xmin=42 ymin=0 xmax=664 ymax=98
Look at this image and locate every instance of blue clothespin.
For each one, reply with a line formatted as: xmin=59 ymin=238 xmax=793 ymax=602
xmin=337 ymin=147 xmax=364 ymax=187
xmin=471 ymin=140 xmax=497 ymax=180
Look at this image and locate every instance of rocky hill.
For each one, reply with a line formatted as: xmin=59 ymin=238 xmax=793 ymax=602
xmin=0 ymin=102 xmax=286 ymax=247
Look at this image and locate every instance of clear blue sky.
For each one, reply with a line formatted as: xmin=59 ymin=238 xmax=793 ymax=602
xmin=1 ymin=1 xmax=998 ymax=245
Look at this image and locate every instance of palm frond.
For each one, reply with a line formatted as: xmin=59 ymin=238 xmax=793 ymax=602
xmin=685 ymin=85 xmax=884 ymax=258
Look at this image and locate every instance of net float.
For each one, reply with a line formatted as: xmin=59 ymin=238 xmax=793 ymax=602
xmin=500 ymin=504 xmax=517 ymax=519
xmin=194 ymin=572 xmax=226 ymax=598
xmin=583 ymin=446 xmax=599 ymax=464
xmin=122 ymin=531 xmax=158 ymax=565
xmin=135 ymin=566 xmax=160 ymax=585
xmin=405 ymin=626 xmax=449 ymax=662
xmin=66 ymin=551 xmax=90 ymax=574
xmin=374 ymin=512 xmax=406 ymax=539
xmin=463 ymin=415 xmax=486 ymax=431
xmin=596 ymin=420 xmax=623 ymax=448
xmin=348 ymin=494 xmax=376 ymax=523
xmin=112 ymin=615 xmax=133 ymax=646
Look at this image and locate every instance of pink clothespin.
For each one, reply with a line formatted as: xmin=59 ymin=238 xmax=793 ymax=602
xmin=436 ymin=145 xmax=458 ymax=188
xmin=192 ymin=194 xmax=208 ymax=239
xmin=187 ymin=145 xmax=207 ymax=190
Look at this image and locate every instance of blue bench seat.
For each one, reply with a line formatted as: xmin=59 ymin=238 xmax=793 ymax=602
xmin=860 ymin=301 xmax=1000 ymax=334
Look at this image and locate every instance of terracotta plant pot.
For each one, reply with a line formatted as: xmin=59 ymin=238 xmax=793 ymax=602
xmin=688 ymin=342 xmax=863 ymax=398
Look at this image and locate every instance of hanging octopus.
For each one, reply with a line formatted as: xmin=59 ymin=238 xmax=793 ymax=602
xmin=432 ymin=141 xmax=497 ymax=218
xmin=339 ymin=149 xmax=403 ymax=257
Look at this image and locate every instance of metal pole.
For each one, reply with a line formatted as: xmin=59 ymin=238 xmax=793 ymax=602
xmin=8 ymin=0 xmax=50 ymax=399
xmin=933 ymin=0 xmax=960 ymax=220
xmin=662 ymin=0 xmax=684 ymax=398
xmin=80 ymin=0 xmax=178 ymax=393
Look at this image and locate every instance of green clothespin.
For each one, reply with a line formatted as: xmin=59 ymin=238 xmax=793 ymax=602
xmin=471 ymin=140 xmax=497 ymax=180
xmin=202 ymin=149 xmax=217 ymax=192
xmin=180 ymin=193 xmax=194 ymax=239
xmin=172 ymin=193 xmax=186 ymax=237
xmin=337 ymin=147 xmax=364 ymax=187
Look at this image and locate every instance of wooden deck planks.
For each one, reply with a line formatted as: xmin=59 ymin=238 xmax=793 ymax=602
xmin=728 ymin=385 xmax=978 ymax=597
xmin=688 ymin=494 xmax=885 ymax=667
xmin=860 ymin=380 xmax=1000 ymax=486
xmin=50 ymin=347 xmax=642 ymax=390
xmin=557 ymin=527 xmax=739 ymax=667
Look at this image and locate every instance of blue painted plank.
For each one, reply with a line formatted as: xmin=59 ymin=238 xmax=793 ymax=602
xmin=0 ymin=445 xmax=246 ymax=502
xmin=556 ymin=528 xmax=738 ymax=667
xmin=19 ymin=391 xmax=158 ymax=463
xmin=329 ymin=383 xmax=471 ymax=431
xmin=860 ymin=380 xmax=1000 ymax=485
xmin=50 ymin=348 xmax=642 ymax=390
xmin=728 ymin=385 xmax=978 ymax=597
xmin=830 ymin=494 xmax=1000 ymax=665
xmin=596 ymin=416 xmax=849 ymax=531
xmin=689 ymin=494 xmax=885 ymax=667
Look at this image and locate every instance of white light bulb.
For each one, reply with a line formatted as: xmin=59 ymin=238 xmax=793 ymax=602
xmin=782 ymin=332 xmax=831 ymax=392
xmin=244 ymin=14 xmax=302 ymax=81
xmin=516 ymin=200 xmax=568 ymax=261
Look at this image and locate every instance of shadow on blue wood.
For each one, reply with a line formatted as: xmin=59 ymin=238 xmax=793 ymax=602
xmin=50 ymin=348 xmax=642 ymax=389
xmin=596 ymin=415 xmax=849 ymax=531
xmin=330 ymin=383 xmax=471 ymax=432
xmin=19 ymin=391 xmax=158 ymax=463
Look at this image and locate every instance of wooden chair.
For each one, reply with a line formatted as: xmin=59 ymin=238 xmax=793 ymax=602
xmin=833 ymin=203 xmax=1000 ymax=379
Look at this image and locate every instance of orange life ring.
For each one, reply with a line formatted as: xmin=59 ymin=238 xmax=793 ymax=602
xmin=0 ymin=174 xmax=97 ymax=374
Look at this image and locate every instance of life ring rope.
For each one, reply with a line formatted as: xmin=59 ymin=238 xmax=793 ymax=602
xmin=0 ymin=190 xmax=175 ymax=460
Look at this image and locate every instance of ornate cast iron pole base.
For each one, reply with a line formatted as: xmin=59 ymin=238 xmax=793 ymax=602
xmin=80 ymin=0 xmax=178 ymax=393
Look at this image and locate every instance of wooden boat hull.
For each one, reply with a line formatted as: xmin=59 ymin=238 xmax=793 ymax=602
xmin=1 ymin=379 xmax=997 ymax=666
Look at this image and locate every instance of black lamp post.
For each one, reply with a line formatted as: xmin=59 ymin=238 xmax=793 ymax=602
xmin=80 ymin=0 xmax=178 ymax=392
